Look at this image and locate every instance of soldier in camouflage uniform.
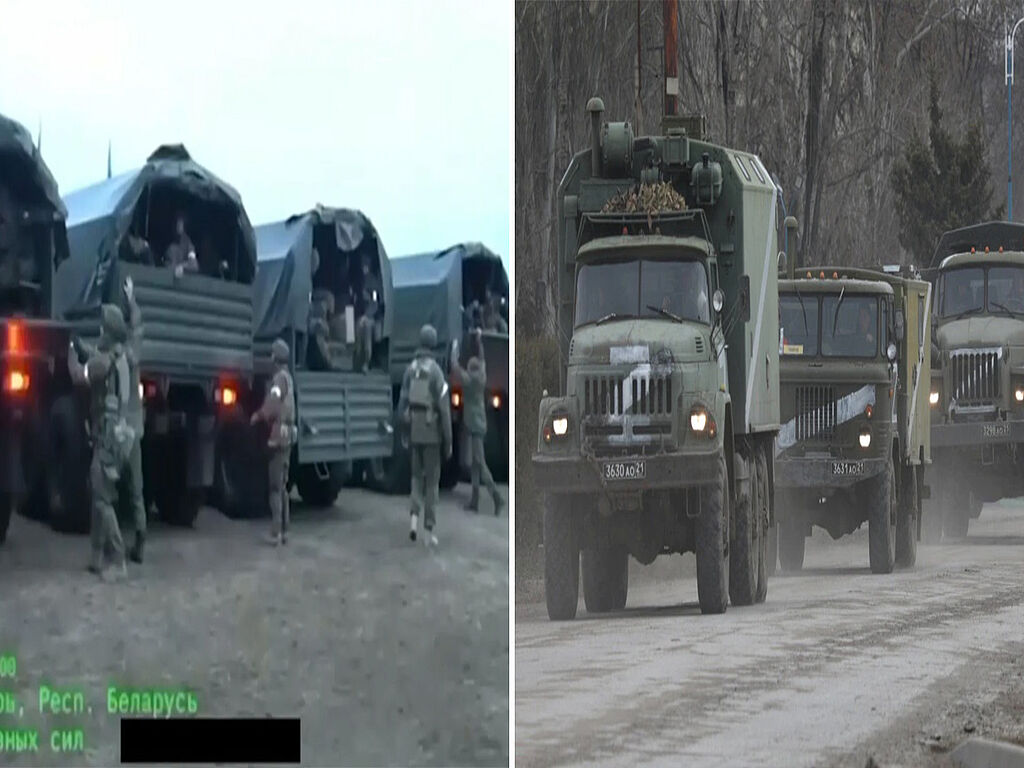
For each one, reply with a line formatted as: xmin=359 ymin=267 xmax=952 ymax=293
xmin=121 ymin=276 xmax=146 ymax=563
xmin=451 ymin=328 xmax=504 ymax=515
xmin=398 ymin=324 xmax=452 ymax=546
xmin=69 ymin=303 xmax=136 ymax=581
xmin=251 ymin=339 xmax=297 ymax=546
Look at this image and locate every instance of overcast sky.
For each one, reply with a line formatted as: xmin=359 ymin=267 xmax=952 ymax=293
xmin=0 ymin=0 xmax=510 ymax=265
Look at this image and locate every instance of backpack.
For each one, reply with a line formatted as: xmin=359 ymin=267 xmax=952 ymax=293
xmin=408 ymin=358 xmax=439 ymax=444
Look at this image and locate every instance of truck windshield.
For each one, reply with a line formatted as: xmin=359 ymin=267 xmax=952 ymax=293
xmin=940 ymin=267 xmax=984 ymax=318
xmin=779 ymin=294 xmax=819 ymax=356
xmin=821 ymin=295 xmax=878 ymax=358
xmin=574 ymin=259 xmax=709 ymax=327
xmin=987 ymin=266 xmax=1024 ymax=314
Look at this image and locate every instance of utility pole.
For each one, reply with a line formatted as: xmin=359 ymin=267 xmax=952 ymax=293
xmin=635 ymin=0 xmax=642 ymax=133
xmin=663 ymin=0 xmax=678 ymax=117
xmin=1006 ymin=17 xmax=1024 ymax=221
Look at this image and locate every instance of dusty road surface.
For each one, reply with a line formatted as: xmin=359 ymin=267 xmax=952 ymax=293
xmin=0 ymin=482 xmax=508 ymax=767
xmin=516 ymin=500 xmax=1024 ymax=768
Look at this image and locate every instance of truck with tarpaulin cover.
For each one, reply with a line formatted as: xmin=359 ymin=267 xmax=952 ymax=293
xmin=924 ymin=221 xmax=1024 ymax=539
xmin=56 ymin=144 xmax=257 ymax=528
xmin=378 ymin=242 xmax=509 ymax=493
xmin=0 ymin=112 xmax=77 ymax=541
xmin=532 ymin=97 xmax=784 ymax=620
xmin=236 ymin=206 xmax=394 ymax=514
xmin=774 ymin=263 xmax=931 ymax=574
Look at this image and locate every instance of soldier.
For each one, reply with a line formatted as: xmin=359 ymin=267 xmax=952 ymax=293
xmin=451 ymin=328 xmax=505 ymax=515
xmin=165 ymin=213 xmax=198 ymax=274
xmin=483 ymin=290 xmax=508 ymax=333
xmin=398 ymin=324 xmax=452 ymax=546
xmin=307 ymin=291 xmax=334 ymax=371
xmin=250 ymin=339 xmax=297 ymax=546
xmin=354 ymin=286 xmax=377 ymax=373
xmin=121 ymin=276 xmax=146 ymax=563
xmin=69 ymin=304 xmax=136 ymax=581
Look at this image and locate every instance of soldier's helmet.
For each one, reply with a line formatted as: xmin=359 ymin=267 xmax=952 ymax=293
xmin=419 ymin=324 xmax=437 ymax=349
xmin=271 ymin=338 xmax=290 ymax=364
xmin=100 ymin=303 xmax=128 ymax=343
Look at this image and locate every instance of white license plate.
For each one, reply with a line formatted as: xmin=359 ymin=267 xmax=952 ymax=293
xmin=982 ymin=423 xmax=1010 ymax=438
xmin=603 ymin=461 xmax=646 ymax=481
xmin=831 ymin=461 xmax=863 ymax=476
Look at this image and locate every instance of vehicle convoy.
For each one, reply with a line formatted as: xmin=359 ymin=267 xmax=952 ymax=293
xmin=0 ymin=112 xmax=77 ymax=542
xmin=924 ymin=221 xmax=1024 ymax=539
xmin=532 ymin=97 xmax=784 ymax=620
xmin=376 ymin=242 xmax=509 ymax=493
xmin=240 ymin=205 xmax=394 ymax=514
xmin=56 ymin=144 xmax=257 ymax=528
xmin=774 ymin=264 xmax=931 ymax=574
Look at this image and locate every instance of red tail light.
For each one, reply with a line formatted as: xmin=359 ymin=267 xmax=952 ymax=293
xmin=4 ymin=370 xmax=29 ymax=393
xmin=215 ymin=385 xmax=238 ymax=406
xmin=7 ymin=322 xmax=21 ymax=354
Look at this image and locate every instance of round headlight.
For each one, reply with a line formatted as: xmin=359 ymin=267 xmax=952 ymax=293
xmin=690 ymin=409 xmax=708 ymax=432
xmin=859 ymin=430 xmax=871 ymax=448
xmin=712 ymin=289 xmax=724 ymax=314
xmin=887 ymin=343 xmax=897 ymax=362
xmin=929 ymin=390 xmax=939 ymax=406
xmin=552 ymin=416 xmax=568 ymax=436
xmin=1016 ymin=389 xmax=1024 ymax=403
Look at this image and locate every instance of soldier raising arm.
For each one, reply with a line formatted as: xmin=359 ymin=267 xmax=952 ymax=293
xmin=251 ymin=339 xmax=297 ymax=546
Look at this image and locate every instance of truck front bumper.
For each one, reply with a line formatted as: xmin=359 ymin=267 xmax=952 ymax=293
xmin=775 ymin=455 xmax=887 ymax=489
xmin=931 ymin=418 xmax=1024 ymax=448
xmin=531 ymin=449 xmax=719 ymax=494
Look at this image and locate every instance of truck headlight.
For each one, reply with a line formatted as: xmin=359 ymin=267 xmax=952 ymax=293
xmin=929 ymin=390 xmax=939 ymax=406
xmin=552 ymin=416 xmax=568 ymax=436
xmin=690 ymin=408 xmax=708 ymax=433
xmin=859 ymin=429 xmax=871 ymax=448
xmin=1016 ymin=389 xmax=1024 ymax=403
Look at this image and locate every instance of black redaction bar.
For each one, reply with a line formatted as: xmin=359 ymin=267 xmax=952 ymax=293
xmin=120 ymin=717 xmax=300 ymax=763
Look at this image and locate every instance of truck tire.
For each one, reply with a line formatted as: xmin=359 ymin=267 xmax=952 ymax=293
xmin=296 ymin=463 xmax=346 ymax=507
xmin=695 ymin=452 xmax=729 ymax=615
xmin=943 ymin=503 xmax=970 ymax=539
xmin=582 ymin=541 xmax=628 ymax=613
xmin=214 ymin=420 xmax=264 ymax=519
xmin=729 ymin=451 xmax=759 ymax=607
xmin=544 ymin=495 xmax=579 ymax=621
xmin=868 ymin=458 xmax=897 ymax=574
xmin=47 ymin=395 xmax=90 ymax=534
xmin=0 ymin=493 xmax=11 ymax=544
xmin=370 ymin=431 xmax=411 ymax=495
xmin=921 ymin=498 xmax=944 ymax=544
xmin=160 ymin=489 xmax=203 ymax=527
xmin=753 ymin=449 xmax=770 ymax=604
xmin=439 ymin=456 xmax=459 ymax=490
xmin=765 ymin=523 xmax=778 ymax=577
xmin=778 ymin=519 xmax=805 ymax=572
xmin=895 ymin=465 xmax=919 ymax=568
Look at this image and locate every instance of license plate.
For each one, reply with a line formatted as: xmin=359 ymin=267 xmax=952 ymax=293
xmin=983 ymin=423 xmax=1010 ymax=438
xmin=603 ymin=460 xmax=646 ymax=481
xmin=831 ymin=461 xmax=863 ymax=476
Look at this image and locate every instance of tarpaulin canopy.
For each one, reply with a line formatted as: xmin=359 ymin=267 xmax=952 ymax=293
xmin=253 ymin=206 xmax=393 ymax=340
xmin=930 ymin=222 xmax=1024 ymax=270
xmin=0 ymin=112 xmax=66 ymax=219
xmin=56 ymin=144 xmax=257 ymax=314
xmin=390 ymin=242 xmax=508 ymax=352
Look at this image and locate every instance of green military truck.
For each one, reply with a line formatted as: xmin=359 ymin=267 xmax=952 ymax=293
xmin=774 ymin=264 xmax=931 ymax=573
xmin=925 ymin=222 xmax=1024 ymax=539
xmin=532 ymin=98 xmax=783 ymax=620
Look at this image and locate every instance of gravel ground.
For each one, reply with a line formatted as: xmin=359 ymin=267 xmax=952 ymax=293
xmin=0 ymin=482 xmax=509 ymax=767
xmin=516 ymin=499 xmax=1024 ymax=767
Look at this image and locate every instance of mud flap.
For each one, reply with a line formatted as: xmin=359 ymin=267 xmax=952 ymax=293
xmin=187 ymin=415 xmax=216 ymax=489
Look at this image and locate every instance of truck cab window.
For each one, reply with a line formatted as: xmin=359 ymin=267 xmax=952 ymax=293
xmin=821 ymin=295 xmax=878 ymax=358
xmin=574 ymin=258 xmax=709 ymax=327
xmin=987 ymin=266 xmax=1024 ymax=314
xmin=779 ymin=294 xmax=819 ymax=356
xmin=940 ymin=267 xmax=984 ymax=318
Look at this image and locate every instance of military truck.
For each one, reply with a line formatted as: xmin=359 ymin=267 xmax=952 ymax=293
xmin=0 ymin=113 xmax=78 ymax=541
xmin=235 ymin=206 xmax=394 ymax=514
xmin=925 ymin=222 xmax=1024 ymax=539
xmin=532 ymin=98 xmax=783 ymax=620
xmin=374 ymin=242 xmax=509 ymax=493
xmin=774 ymin=264 xmax=931 ymax=574
xmin=56 ymin=145 xmax=257 ymax=528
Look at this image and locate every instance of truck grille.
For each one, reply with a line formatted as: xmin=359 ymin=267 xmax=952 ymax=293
xmin=795 ymin=385 xmax=836 ymax=441
xmin=950 ymin=348 xmax=1001 ymax=405
xmin=582 ymin=374 xmax=673 ymax=416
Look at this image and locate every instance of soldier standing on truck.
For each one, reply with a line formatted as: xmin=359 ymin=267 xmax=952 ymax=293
xmin=121 ymin=276 xmax=146 ymax=563
xmin=165 ymin=213 xmax=198 ymax=275
xmin=250 ymin=339 xmax=297 ymax=546
xmin=398 ymin=324 xmax=452 ymax=546
xmin=451 ymin=328 xmax=505 ymax=516
xmin=69 ymin=304 xmax=135 ymax=582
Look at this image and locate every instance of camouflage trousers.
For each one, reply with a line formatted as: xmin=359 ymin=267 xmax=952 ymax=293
xmin=268 ymin=448 xmax=290 ymax=538
xmin=409 ymin=443 xmax=441 ymax=531
xmin=467 ymin=433 xmax=498 ymax=506
xmin=90 ymin=453 xmax=126 ymax=568
xmin=118 ymin=437 xmax=146 ymax=538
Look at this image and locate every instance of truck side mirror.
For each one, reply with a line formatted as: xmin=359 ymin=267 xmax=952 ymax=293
xmin=777 ymin=251 xmax=787 ymax=275
xmin=895 ymin=309 xmax=905 ymax=342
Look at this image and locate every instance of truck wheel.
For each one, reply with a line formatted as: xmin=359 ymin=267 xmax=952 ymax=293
xmin=729 ymin=451 xmax=759 ymax=607
xmin=214 ymin=421 xmax=263 ymax=518
xmin=47 ymin=395 xmax=90 ymax=534
xmin=968 ymin=491 xmax=983 ymax=520
xmin=296 ymin=463 xmax=346 ymax=507
xmin=765 ymin=523 xmax=778 ymax=577
xmin=753 ymin=449 xmax=770 ymax=604
xmin=778 ymin=519 xmax=805 ymax=572
xmin=868 ymin=459 xmax=897 ymax=574
xmin=0 ymin=493 xmax=11 ymax=544
xmin=543 ymin=495 xmax=579 ymax=621
xmin=582 ymin=541 xmax=628 ymax=613
xmin=943 ymin=505 xmax=970 ymax=539
xmin=895 ymin=465 xmax=919 ymax=568
xmin=921 ymin=498 xmax=944 ymax=544
xmin=439 ymin=457 xmax=459 ymax=490
xmin=695 ymin=452 xmax=729 ymax=615
xmin=160 ymin=488 xmax=203 ymax=527
xmin=370 ymin=431 xmax=411 ymax=495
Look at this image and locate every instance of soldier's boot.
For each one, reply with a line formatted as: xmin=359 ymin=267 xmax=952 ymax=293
xmin=409 ymin=512 xmax=418 ymax=542
xmin=129 ymin=533 xmax=145 ymax=564
xmin=263 ymin=532 xmax=282 ymax=547
xmin=101 ymin=561 xmax=128 ymax=583
xmin=424 ymin=525 xmax=438 ymax=549
xmin=86 ymin=551 xmax=103 ymax=575
xmin=463 ymin=493 xmax=479 ymax=513
xmin=492 ymin=491 xmax=505 ymax=517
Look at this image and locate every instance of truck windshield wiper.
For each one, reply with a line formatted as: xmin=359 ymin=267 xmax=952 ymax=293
xmin=831 ymin=285 xmax=846 ymax=333
xmin=989 ymin=301 xmax=1018 ymax=316
xmin=794 ymin=287 xmax=809 ymax=332
xmin=595 ymin=312 xmax=623 ymax=326
xmin=951 ymin=306 xmax=980 ymax=320
xmin=646 ymin=304 xmax=684 ymax=323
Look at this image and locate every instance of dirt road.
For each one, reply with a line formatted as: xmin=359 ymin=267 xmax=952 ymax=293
xmin=0 ymin=482 xmax=508 ymax=767
xmin=516 ymin=501 xmax=1024 ymax=767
